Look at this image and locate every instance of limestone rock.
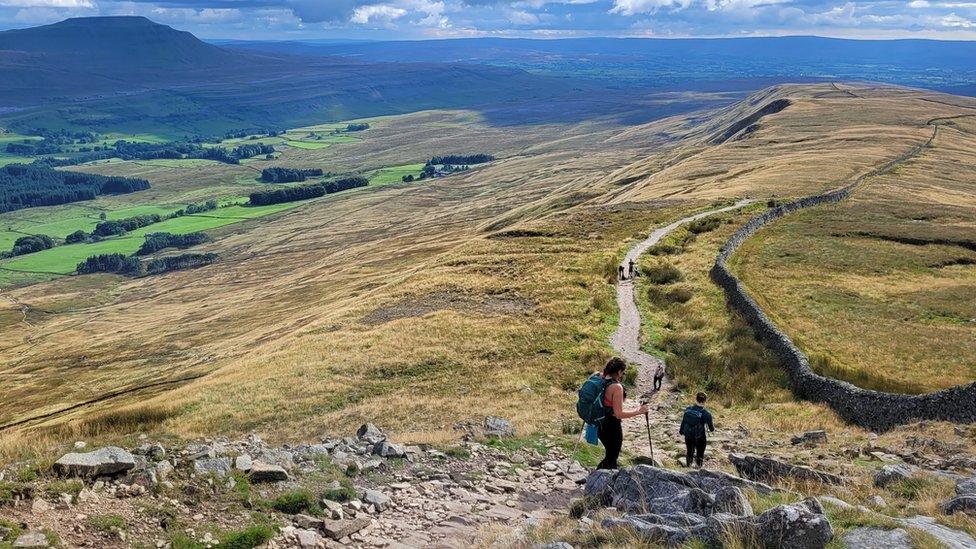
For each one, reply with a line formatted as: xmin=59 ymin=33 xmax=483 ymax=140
xmin=874 ymin=464 xmax=916 ymax=488
xmin=372 ymin=441 xmax=407 ymax=459
xmin=843 ymin=527 xmax=912 ymax=549
xmin=603 ymin=498 xmax=831 ymax=548
xmin=714 ymin=486 xmax=752 ymax=516
xmin=54 ymin=446 xmax=136 ymax=478
xmin=484 ymin=416 xmax=516 ymax=438
xmin=791 ymin=431 xmax=828 ymax=445
xmin=249 ymin=461 xmax=289 ymax=483
xmin=730 ymin=453 xmax=844 ymax=485
xmin=295 ymin=528 xmax=324 ymax=548
xmin=193 ymin=457 xmax=232 ymax=478
xmin=356 ymin=423 xmax=387 ymax=445
xmin=322 ymin=517 xmax=371 ymax=541
xmin=12 ymin=532 xmax=49 ymax=548
xmin=750 ymin=497 xmax=833 ymax=548
xmin=942 ymin=495 xmax=976 ymax=515
xmin=957 ymin=476 xmax=976 ymax=496
xmin=234 ymin=454 xmax=253 ymax=472
xmin=363 ymin=489 xmax=392 ymax=512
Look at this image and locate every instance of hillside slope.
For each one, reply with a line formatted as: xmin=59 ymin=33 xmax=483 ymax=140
xmin=0 ymin=17 xmax=643 ymax=135
xmin=1 ymin=83 xmax=973 ymax=445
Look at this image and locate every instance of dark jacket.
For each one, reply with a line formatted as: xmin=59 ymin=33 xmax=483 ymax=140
xmin=679 ymin=405 xmax=714 ymax=438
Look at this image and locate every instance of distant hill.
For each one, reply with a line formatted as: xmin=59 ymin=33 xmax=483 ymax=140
xmin=0 ymin=16 xmax=240 ymax=67
xmin=221 ymin=36 xmax=976 ymax=95
xmin=0 ymin=17 xmax=640 ymax=136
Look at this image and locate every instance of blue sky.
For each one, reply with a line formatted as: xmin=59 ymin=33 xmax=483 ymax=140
xmin=0 ymin=0 xmax=974 ymax=39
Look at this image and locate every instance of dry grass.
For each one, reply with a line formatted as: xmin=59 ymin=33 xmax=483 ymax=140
xmin=1 ymin=83 xmax=974 ymax=467
xmin=731 ymin=99 xmax=976 ymax=393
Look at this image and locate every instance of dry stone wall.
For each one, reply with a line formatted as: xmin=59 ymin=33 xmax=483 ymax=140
xmin=709 ymin=127 xmax=976 ymax=431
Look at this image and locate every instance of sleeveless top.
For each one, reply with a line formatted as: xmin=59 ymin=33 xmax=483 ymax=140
xmin=603 ymin=382 xmax=626 ymax=420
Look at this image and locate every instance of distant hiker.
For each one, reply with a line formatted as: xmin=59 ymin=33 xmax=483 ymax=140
xmin=628 ymin=259 xmax=636 ymax=278
xmin=679 ymin=392 xmax=714 ymax=468
xmin=577 ymin=357 xmax=648 ymax=470
xmin=618 ymin=265 xmax=626 ymax=281
xmin=653 ymin=362 xmax=665 ymax=391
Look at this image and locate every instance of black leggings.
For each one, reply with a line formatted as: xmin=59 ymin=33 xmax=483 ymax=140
xmin=598 ymin=418 xmax=623 ymax=470
xmin=685 ymin=435 xmax=707 ymax=467
xmin=653 ymin=375 xmax=664 ymax=391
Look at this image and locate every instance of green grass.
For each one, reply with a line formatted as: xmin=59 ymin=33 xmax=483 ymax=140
xmin=283 ymin=140 xmax=332 ymax=150
xmin=368 ymin=163 xmax=425 ymax=186
xmin=88 ymin=514 xmax=126 ymax=532
xmin=0 ymin=200 xmax=311 ymax=276
xmin=269 ymin=490 xmax=320 ymax=515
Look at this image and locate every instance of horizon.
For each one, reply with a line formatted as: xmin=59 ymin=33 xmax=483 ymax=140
xmin=0 ymin=0 xmax=974 ymax=42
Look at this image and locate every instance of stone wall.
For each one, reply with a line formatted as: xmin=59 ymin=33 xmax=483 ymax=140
xmin=709 ymin=127 xmax=976 ymax=431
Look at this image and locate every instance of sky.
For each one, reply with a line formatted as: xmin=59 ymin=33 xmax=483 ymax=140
xmin=0 ymin=0 xmax=974 ymax=40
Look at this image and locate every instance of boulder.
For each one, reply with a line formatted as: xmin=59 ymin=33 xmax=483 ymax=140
xmin=155 ymin=460 xmax=174 ymax=481
xmin=583 ymin=468 xmax=617 ymax=505
xmin=234 ymin=454 xmax=253 ymax=472
xmin=874 ymin=464 xmax=916 ymax=488
xmin=193 ymin=457 xmax=232 ymax=478
xmin=294 ymin=513 xmax=324 ymax=530
xmin=133 ymin=443 xmax=166 ymax=461
xmin=688 ymin=468 xmax=775 ymax=496
xmin=372 ymin=441 xmax=407 ymax=459
xmin=294 ymin=528 xmax=324 ymax=548
xmin=843 ymin=527 xmax=912 ymax=549
xmin=942 ymin=495 xmax=976 ymax=515
xmin=714 ymin=486 xmax=753 ymax=516
xmin=12 ymin=532 xmax=49 ymax=548
xmin=750 ymin=497 xmax=833 ymax=548
xmin=322 ymin=517 xmax=371 ymax=541
xmin=484 ymin=416 xmax=516 ymax=438
xmin=534 ymin=543 xmax=575 ymax=549
xmin=249 ymin=461 xmax=289 ymax=483
xmin=363 ymin=489 xmax=392 ymax=512
xmin=603 ymin=498 xmax=831 ymax=548
xmin=791 ymin=431 xmax=828 ymax=445
xmin=356 ymin=423 xmax=387 ymax=445
xmin=53 ymin=446 xmax=136 ymax=478
xmin=956 ymin=476 xmax=976 ymax=496
xmin=729 ymin=453 xmax=844 ymax=485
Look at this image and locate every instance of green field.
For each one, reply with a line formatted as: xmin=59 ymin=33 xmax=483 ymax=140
xmin=0 ymin=132 xmax=40 ymax=166
xmin=368 ymin=163 xmax=425 ymax=186
xmin=0 ymin=200 xmax=313 ymax=276
xmin=0 ymin=204 xmax=182 ymax=250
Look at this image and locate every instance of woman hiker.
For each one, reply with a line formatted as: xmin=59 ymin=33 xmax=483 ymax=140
xmin=598 ymin=357 xmax=649 ymax=470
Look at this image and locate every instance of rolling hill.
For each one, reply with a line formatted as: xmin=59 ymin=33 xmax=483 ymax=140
xmin=0 ymin=17 xmax=645 ymax=136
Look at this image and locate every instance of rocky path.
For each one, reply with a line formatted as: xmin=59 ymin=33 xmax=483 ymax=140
xmin=610 ymin=200 xmax=753 ymax=456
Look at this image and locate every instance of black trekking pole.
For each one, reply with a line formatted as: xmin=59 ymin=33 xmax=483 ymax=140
xmin=644 ymin=411 xmax=655 ymax=463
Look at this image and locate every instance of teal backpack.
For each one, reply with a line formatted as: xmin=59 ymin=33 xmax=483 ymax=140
xmin=577 ymin=373 xmax=611 ymax=425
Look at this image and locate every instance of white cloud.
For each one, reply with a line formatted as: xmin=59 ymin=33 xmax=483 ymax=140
xmin=350 ymin=4 xmax=407 ymax=23
xmin=908 ymin=0 xmax=930 ymax=7
xmin=0 ymin=0 xmax=92 ymax=7
xmin=507 ymin=8 xmax=538 ymax=23
xmin=610 ymin=0 xmax=692 ymax=15
xmin=940 ymin=11 xmax=974 ymax=25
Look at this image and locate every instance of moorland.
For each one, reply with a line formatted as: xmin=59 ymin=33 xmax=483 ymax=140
xmin=0 ymin=16 xmax=974 ymax=548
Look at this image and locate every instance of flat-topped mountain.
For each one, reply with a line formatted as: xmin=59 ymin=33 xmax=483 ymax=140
xmin=0 ymin=16 xmax=240 ymax=67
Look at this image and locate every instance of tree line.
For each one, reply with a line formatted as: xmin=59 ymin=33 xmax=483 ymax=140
xmin=248 ymin=176 xmax=368 ymax=206
xmin=75 ymin=252 xmax=218 ymax=277
xmin=0 ymin=164 xmax=150 ymax=213
xmin=93 ymin=214 xmax=162 ymax=237
xmin=0 ymin=235 xmax=55 ymax=259
xmin=427 ymin=154 xmax=494 ymax=165
xmin=261 ymin=167 xmax=325 ymax=183
xmin=137 ymin=232 xmax=210 ymax=255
